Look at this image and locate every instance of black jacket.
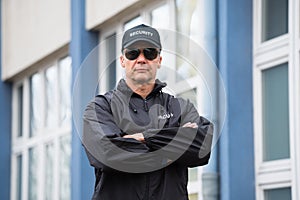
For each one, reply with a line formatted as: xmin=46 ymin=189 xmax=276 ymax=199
xmin=83 ymin=79 xmax=213 ymax=200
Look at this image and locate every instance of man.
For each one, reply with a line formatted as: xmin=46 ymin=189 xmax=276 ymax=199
xmin=83 ymin=24 xmax=213 ymax=200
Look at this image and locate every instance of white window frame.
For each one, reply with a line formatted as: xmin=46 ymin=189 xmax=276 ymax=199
xmin=10 ymin=52 xmax=72 ymax=200
xmin=96 ymin=1 xmax=207 ymax=199
xmin=253 ymin=0 xmax=300 ymax=199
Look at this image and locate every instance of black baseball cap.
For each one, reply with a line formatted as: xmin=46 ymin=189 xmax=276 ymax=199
xmin=121 ymin=24 xmax=162 ymax=51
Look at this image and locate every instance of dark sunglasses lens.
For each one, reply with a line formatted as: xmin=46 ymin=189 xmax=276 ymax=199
xmin=125 ymin=49 xmax=140 ymax=60
xmin=143 ymin=48 xmax=158 ymax=60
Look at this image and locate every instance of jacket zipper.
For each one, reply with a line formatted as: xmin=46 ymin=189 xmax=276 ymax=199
xmin=144 ymin=99 xmax=149 ymax=112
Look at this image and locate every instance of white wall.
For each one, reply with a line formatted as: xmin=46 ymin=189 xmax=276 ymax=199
xmin=86 ymin=0 xmax=140 ymax=30
xmin=1 ymin=0 xmax=71 ymax=80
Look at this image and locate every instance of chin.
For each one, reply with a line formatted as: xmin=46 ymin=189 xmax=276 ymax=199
xmin=134 ymin=77 xmax=153 ymax=85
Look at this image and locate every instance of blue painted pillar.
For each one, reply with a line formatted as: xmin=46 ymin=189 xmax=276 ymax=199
xmin=70 ymin=0 xmax=99 ymax=199
xmin=218 ymin=0 xmax=255 ymax=200
xmin=0 ymin=0 xmax=12 ymax=198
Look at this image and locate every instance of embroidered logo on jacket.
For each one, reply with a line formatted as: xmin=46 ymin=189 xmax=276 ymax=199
xmin=158 ymin=113 xmax=174 ymax=120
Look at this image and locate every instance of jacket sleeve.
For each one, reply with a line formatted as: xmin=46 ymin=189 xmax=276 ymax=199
xmin=82 ymin=95 xmax=164 ymax=172
xmin=143 ymin=98 xmax=214 ymax=167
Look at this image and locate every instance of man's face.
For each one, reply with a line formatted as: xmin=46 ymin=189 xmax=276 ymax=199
xmin=120 ymin=42 xmax=162 ymax=85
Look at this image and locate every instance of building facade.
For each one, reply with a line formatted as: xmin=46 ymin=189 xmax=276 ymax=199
xmin=0 ymin=0 xmax=299 ymax=200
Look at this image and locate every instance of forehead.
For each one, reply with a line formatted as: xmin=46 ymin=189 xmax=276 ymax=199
xmin=126 ymin=41 xmax=157 ymax=49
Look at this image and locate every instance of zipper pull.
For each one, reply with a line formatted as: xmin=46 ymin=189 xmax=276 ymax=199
xmin=144 ymin=99 xmax=149 ymax=112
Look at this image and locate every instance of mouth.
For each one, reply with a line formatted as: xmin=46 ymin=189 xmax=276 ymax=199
xmin=135 ymin=68 xmax=149 ymax=72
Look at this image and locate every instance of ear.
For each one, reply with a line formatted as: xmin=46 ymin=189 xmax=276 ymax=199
xmin=120 ymin=55 xmax=126 ymax=68
xmin=157 ymin=56 xmax=162 ymax=69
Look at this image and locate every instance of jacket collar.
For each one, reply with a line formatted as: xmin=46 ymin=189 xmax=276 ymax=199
xmin=117 ymin=79 xmax=167 ymax=98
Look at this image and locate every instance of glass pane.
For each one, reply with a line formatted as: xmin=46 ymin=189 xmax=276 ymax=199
xmin=28 ymin=147 xmax=38 ymax=200
xmin=262 ymin=63 xmax=290 ymax=161
xmin=46 ymin=66 xmax=58 ymax=128
xmin=175 ymin=0 xmax=200 ymax=80
xmin=264 ymin=187 xmax=291 ymax=200
xmin=59 ymin=57 xmax=72 ymax=127
xmin=106 ymin=34 xmax=117 ymax=90
xmin=262 ymin=0 xmax=288 ymax=41
xmin=59 ymin=135 xmax=71 ymax=200
xmin=151 ymin=4 xmax=170 ymax=29
xmin=45 ymin=143 xmax=54 ymax=200
xmin=30 ymin=73 xmax=43 ymax=137
xmin=124 ymin=16 xmax=143 ymax=31
xmin=151 ymin=4 xmax=170 ymax=81
xmin=178 ymin=88 xmax=197 ymax=108
xmin=16 ymin=155 xmax=22 ymax=200
xmin=188 ymin=193 xmax=198 ymax=200
xmin=188 ymin=167 xmax=198 ymax=182
xmin=17 ymin=85 xmax=23 ymax=137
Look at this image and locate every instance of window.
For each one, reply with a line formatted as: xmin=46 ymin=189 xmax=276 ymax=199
xmin=261 ymin=0 xmax=288 ymax=42
xmin=264 ymin=187 xmax=292 ymax=200
xmin=17 ymin=85 xmax=23 ymax=138
xmin=105 ymin=33 xmax=117 ymax=91
xmin=16 ymin=155 xmax=22 ymax=200
xmin=175 ymin=0 xmax=199 ymax=80
xmin=11 ymin=56 xmax=72 ymax=200
xmin=253 ymin=0 xmax=300 ymax=199
xmin=262 ymin=63 xmax=290 ymax=161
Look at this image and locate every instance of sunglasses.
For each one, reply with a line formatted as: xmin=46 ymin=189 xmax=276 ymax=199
xmin=124 ymin=48 xmax=160 ymax=61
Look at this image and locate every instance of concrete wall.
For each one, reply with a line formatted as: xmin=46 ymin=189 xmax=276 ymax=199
xmin=86 ymin=0 xmax=139 ymax=29
xmin=1 ymin=0 xmax=70 ymax=80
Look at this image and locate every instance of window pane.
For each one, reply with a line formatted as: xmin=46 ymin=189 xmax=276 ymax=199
xmin=178 ymin=88 xmax=197 ymax=108
xmin=30 ymin=73 xmax=43 ymax=137
xmin=28 ymin=147 xmax=38 ymax=200
xmin=59 ymin=135 xmax=71 ymax=200
xmin=264 ymin=187 xmax=291 ymax=200
xmin=16 ymin=155 xmax=22 ymax=200
xmin=188 ymin=193 xmax=198 ymax=200
xmin=262 ymin=0 xmax=288 ymax=41
xmin=106 ymin=34 xmax=117 ymax=91
xmin=151 ymin=4 xmax=170 ymax=29
xmin=124 ymin=16 xmax=143 ymax=31
xmin=151 ymin=4 xmax=170 ymax=81
xmin=262 ymin=63 xmax=290 ymax=161
xmin=46 ymin=66 xmax=58 ymax=128
xmin=59 ymin=57 xmax=72 ymax=127
xmin=175 ymin=0 xmax=199 ymax=80
xmin=188 ymin=167 xmax=198 ymax=182
xmin=17 ymin=85 xmax=23 ymax=137
xmin=45 ymin=143 xmax=54 ymax=200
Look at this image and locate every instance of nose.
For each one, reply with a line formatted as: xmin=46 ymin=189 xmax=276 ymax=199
xmin=136 ymin=50 xmax=146 ymax=64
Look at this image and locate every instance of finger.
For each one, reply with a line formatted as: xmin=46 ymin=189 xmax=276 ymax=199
xmin=182 ymin=122 xmax=191 ymax=127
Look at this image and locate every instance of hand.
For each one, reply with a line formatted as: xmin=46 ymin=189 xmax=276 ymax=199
xmin=123 ymin=133 xmax=145 ymax=142
xmin=182 ymin=122 xmax=198 ymax=129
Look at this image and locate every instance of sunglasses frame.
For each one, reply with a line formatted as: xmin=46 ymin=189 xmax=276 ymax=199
xmin=124 ymin=48 xmax=161 ymax=61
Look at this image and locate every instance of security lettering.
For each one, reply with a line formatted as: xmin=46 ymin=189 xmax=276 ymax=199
xmin=130 ymin=30 xmax=153 ymax=37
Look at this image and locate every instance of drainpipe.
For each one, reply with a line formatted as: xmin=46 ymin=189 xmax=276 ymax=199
xmin=194 ymin=0 xmax=220 ymax=200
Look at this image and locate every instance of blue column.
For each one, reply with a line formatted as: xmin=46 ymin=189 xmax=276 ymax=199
xmin=0 ymin=0 xmax=12 ymax=198
xmin=218 ymin=0 xmax=255 ymax=200
xmin=70 ymin=0 xmax=99 ymax=199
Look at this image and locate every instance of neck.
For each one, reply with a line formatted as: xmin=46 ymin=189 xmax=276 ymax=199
xmin=126 ymin=79 xmax=155 ymax=99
